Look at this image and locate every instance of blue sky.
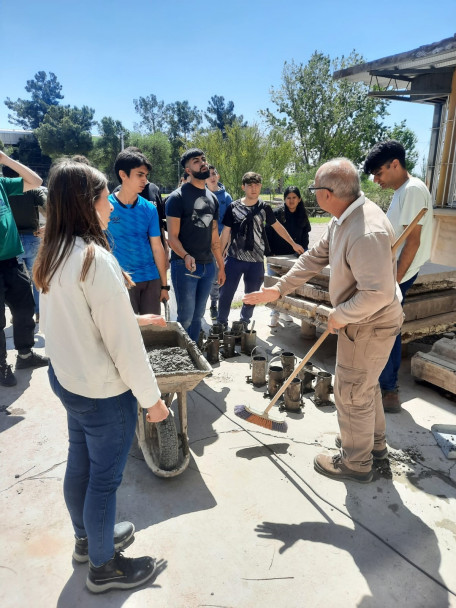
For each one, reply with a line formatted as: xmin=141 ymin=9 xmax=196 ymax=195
xmin=2 ymin=0 xmax=455 ymax=164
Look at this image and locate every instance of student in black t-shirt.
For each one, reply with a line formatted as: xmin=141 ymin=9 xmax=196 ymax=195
xmin=217 ymin=172 xmax=304 ymax=330
xmin=166 ymin=149 xmax=225 ymax=342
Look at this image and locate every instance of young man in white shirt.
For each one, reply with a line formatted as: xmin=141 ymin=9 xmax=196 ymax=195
xmin=364 ymin=140 xmax=433 ymax=413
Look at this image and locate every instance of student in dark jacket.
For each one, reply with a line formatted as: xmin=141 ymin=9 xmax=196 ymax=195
xmin=266 ymin=186 xmax=311 ymax=327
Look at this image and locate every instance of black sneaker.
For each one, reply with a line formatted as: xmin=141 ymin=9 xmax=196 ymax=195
xmin=73 ymin=521 xmax=135 ymax=563
xmin=210 ymin=305 xmax=218 ymax=320
xmin=16 ymin=350 xmax=49 ymax=370
xmin=86 ymin=552 xmax=156 ymax=594
xmin=0 ymin=362 xmax=17 ymax=387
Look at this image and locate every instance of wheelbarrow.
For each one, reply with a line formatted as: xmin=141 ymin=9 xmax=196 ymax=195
xmin=136 ymin=322 xmax=212 ymax=478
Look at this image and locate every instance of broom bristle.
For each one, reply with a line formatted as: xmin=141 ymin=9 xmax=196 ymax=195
xmin=234 ymin=405 xmax=288 ymax=433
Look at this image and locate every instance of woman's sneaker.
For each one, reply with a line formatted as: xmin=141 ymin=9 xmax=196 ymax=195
xmin=0 ymin=362 xmax=17 ymax=387
xmin=73 ymin=521 xmax=135 ymax=563
xmin=86 ymin=552 xmax=156 ymax=593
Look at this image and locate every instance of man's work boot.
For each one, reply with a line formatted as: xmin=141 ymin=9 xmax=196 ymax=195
xmin=73 ymin=521 xmax=136 ymax=563
xmin=314 ymin=453 xmax=373 ymax=483
xmin=334 ymin=435 xmax=388 ymax=460
xmin=382 ymin=389 xmax=401 ymax=413
xmin=86 ymin=552 xmax=156 ymax=593
xmin=16 ymin=350 xmax=49 ymax=370
xmin=0 ymin=362 xmax=17 ymax=387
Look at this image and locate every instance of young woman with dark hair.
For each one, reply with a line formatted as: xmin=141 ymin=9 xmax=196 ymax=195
xmin=34 ymin=159 xmax=168 ymax=593
xmin=265 ymin=186 xmax=311 ymax=327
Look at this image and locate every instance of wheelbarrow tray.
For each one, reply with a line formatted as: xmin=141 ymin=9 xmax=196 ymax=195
xmin=141 ymin=322 xmax=212 ymax=393
xmin=137 ymin=322 xmax=212 ymax=478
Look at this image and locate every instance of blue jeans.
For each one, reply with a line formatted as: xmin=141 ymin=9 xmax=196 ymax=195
xmin=217 ymin=257 xmax=264 ymax=326
xmin=17 ymin=233 xmax=40 ymax=314
xmin=48 ymin=364 xmax=137 ymax=566
xmin=171 ymin=259 xmax=215 ymax=341
xmin=379 ymin=273 xmax=418 ymax=391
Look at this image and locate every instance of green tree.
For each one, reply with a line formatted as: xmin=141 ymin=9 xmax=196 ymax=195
xmin=192 ymin=124 xmax=292 ymax=199
xmin=89 ymin=117 xmax=129 ymax=186
xmin=128 ymin=132 xmax=174 ymax=188
xmin=133 ymin=94 xmax=166 ymax=134
xmin=262 ymin=51 xmax=390 ymax=168
xmin=165 ymin=101 xmax=202 ymax=141
xmin=385 ymin=120 xmax=419 ymax=173
xmin=14 ymin=135 xmax=52 ymax=179
xmin=205 ymin=95 xmax=246 ymax=135
xmin=35 ymin=105 xmax=95 ymax=158
xmin=5 ymin=71 xmax=64 ymax=129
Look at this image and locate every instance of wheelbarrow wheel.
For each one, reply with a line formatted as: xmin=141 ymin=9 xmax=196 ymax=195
xmin=147 ymin=415 xmax=179 ymax=471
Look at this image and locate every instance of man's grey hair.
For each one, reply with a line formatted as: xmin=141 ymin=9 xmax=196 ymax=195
xmin=317 ymin=158 xmax=361 ymax=202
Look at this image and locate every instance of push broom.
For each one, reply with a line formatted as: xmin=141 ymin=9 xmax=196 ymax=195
xmin=234 ymin=207 xmax=428 ymax=432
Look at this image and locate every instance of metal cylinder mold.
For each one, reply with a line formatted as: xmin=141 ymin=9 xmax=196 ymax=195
xmin=281 ymin=351 xmax=296 ymax=379
xmin=267 ymin=356 xmax=284 ymax=396
xmin=314 ymin=371 xmax=332 ymax=403
xmin=298 ymin=361 xmax=318 ymax=393
xmin=231 ymin=321 xmax=244 ymax=342
xmin=211 ymin=323 xmax=224 ymax=339
xmin=284 ymin=377 xmax=302 ymax=411
xmin=223 ymin=331 xmax=236 ymax=358
xmin=241 ymin=330 xmax=257 ymax=355
xmin=206 ymin=335 xmax=220 ymax=364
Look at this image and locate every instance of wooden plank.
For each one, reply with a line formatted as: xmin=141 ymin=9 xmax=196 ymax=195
xmin=411 ymin=352 xmax=456 ymax=394
xmin=404 ymin=289 xmax=456 ymax=321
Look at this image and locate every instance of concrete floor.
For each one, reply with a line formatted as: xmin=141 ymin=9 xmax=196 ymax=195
xmin=2 ymin=223 xmax=456 ymax=607
xmin=1 ymin=302 xmax=456 ymax=608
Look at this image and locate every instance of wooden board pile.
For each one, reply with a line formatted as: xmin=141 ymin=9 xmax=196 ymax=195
xmin=266 ymin=255 xmax=456 ymax=344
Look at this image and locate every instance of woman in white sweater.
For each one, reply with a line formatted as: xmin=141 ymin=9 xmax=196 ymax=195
xmin=34 ymin=159 xmax=169 ymax=594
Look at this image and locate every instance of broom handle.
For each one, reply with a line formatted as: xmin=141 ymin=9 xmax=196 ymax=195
xmin=264 ymin=329 xmax=331 ymax=414
xmin=263 ymin=207 xmax=427 ymax=416
xmin=391 ymin=207 xmax=427 ymax=255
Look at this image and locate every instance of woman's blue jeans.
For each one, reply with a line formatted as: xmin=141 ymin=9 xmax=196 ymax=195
xmin=379 ymin=273 xmax=418 ymax=391
xmin=171 ymin=259 xmax=215 ymax=341
xmin=48 ymin=364 xmax=137 ymax=566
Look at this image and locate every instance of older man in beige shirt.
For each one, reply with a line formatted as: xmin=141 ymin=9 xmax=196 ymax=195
xmin=244 ymin=158 xmax=403 ymax=483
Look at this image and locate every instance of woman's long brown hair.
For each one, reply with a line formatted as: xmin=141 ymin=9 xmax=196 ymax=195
xmin=34 ymin=158 xmax=134 ymax=292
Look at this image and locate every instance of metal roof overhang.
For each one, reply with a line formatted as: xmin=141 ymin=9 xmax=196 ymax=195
xmin=333 ymin=35 xmax=456 ymax=104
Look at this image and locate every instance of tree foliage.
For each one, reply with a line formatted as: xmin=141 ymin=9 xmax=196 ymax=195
xmin=5 ymin=71 xmax=64 ymax=129
xmin=35 ymin=105 xmax=95 ymax=158
xmin=385 ymin=120 xmax=419 ymax=172
xmin=89 ymin=117 xmax=129 ymax=185
xmin=128 ymin=132 xmax=174 ymax=188
xmin=205 ymin=95 xmax=246 ymax=134
xmin=133 ymin=94 xmax=166 ymax=134
xmin=192 ymin=124 xmax=292 ymax=199
xmin=261 ymin=51 xmax=390 ymax=168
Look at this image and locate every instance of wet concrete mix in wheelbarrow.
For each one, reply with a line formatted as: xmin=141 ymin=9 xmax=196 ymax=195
xmin=147 ymin=346 xmax=198 ymax=373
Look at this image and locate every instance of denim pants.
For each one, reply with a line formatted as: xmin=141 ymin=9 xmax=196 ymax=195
xmin=0 ymin=258 xmax=36 ymax=362
xmin=379 ymin=274 xmax=418 ymax=391
xmin=48 ymin=364 xmax=137 ymax=566
xmin=217 ymin=257 xmax=264 ymax=326
xmin=17 ymin=233 xmax=40 ymax=314
xmin=171 ymin=259 xmax=215 ymax=342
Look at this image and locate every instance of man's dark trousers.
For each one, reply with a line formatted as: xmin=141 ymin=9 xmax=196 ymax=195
xmin=0 ymin=258 xmax=36 ymax=362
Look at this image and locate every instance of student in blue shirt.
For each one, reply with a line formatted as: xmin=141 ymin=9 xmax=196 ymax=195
xmin=108 ymin=150 xmax=169 ymax=315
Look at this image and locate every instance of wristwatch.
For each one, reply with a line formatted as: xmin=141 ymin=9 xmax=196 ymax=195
xmin=161 ymin=285 xmax=171 ymax=291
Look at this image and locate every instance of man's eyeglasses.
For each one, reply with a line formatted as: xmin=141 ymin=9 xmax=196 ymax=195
xmin=308 ymin=184 xmax=334 ymax=194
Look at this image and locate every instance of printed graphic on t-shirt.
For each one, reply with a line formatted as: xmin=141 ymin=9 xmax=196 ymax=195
xmin=192 ymin=196 xmax=214 ymax=228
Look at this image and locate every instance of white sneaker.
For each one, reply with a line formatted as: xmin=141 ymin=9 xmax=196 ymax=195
xmin=268 ymin=313 xmax=279 ymax=328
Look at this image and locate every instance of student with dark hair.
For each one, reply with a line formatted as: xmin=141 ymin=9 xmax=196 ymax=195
xmin=364 ymin=140 xmax=433 ymax=413
xmin=217 ymin=172 xmax=304 ymax=330
xmin=266 ymin=185 xmax=311 ymax=327
xmin=35 ymin=158 xmax=169 ymax=593
xmin=0 ymin=152 xmax=48 ymax=387
xmin=108 ymin=149 xmax=168 ymax=315
xmin=206 ymin=165 xmax=232 ymax=320
xmin=166 ymin=149 xmax=225 ymax=341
